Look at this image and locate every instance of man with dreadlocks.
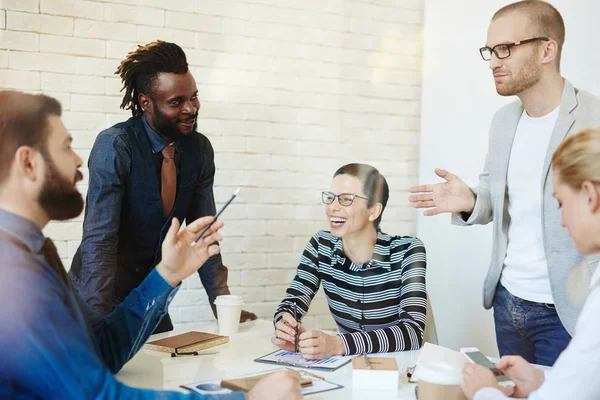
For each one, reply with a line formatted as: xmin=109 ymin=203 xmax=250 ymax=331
xmin=69 ymin=40 xmax=256 ymax=333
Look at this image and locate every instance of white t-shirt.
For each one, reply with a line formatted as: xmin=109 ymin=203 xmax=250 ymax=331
xmin=500 ymin=107 xmax=560 ymax=304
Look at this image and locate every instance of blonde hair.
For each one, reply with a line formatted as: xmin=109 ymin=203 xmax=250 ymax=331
xmin=552 ymin=128 xmax=600 ymax=189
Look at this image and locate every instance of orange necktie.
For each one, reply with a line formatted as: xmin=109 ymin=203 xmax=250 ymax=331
xmin=161 ymin=145 xmax=176 ymax=217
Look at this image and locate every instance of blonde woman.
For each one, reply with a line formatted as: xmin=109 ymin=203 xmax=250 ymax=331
xmin=462 ymin=128 xmax=600 ymax=400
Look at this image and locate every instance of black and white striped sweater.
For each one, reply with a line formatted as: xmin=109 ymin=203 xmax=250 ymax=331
xmin=274 ymin=230 xmax=427 ymax=355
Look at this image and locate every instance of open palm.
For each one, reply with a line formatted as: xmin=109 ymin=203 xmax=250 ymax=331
xmin=158 ymin=217 xmax=224 ymax=286
xmin=408 ymin=168 xmax=475 ymax=216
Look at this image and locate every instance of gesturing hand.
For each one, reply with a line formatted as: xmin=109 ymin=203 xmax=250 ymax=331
xmin=157 ymin=217 xmax=224 ymax=286
xmin=408 ymin=168 xmax=476 ymax=216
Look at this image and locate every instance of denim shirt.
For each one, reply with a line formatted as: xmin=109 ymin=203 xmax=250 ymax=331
xmin=69 ymin=116 xmax=230 ymax=326
xmin=0 ymin=209 xmax=244 ymax=400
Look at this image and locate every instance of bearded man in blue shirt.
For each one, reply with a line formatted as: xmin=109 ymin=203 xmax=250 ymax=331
xmin=0 ymin=90 xmax=301 ymax=400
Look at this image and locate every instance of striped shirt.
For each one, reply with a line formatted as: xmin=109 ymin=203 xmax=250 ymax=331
xmin=274 ymin=230 xmax=427 ymax=355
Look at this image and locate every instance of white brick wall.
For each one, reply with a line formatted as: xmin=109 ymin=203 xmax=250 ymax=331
xmin=0 ymin=0 xmax=424 ymax=331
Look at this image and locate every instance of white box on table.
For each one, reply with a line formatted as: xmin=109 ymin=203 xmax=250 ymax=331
xmin=352 ymin=356 xmax=399 ymax=390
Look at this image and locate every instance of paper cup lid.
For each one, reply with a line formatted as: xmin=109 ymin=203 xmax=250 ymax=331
xmin=214 ymin=295 xmax=244 ymax=306
xmin=415 ymin=362 xmax=463 ymax=385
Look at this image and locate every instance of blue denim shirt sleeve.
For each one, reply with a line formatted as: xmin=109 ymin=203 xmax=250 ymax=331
xmin=1 ymin=260 xmax=245 ymax=400
xmin=77 ymin=131 xmax=131 ymax=316
xmin=83 ymin=268 xmax=178 ymax=373
xmin=186 ymin=137 xmax=230 ymax=315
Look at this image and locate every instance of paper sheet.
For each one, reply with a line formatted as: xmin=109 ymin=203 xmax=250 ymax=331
xmin=254 ymin=349 xmax=353 ymax=371
xmin=410 ymin=343 xmax=467 ymax=382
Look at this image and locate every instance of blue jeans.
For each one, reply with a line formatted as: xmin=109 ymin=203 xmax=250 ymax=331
xmin=493 ymin=283 xmax=571 ymax=366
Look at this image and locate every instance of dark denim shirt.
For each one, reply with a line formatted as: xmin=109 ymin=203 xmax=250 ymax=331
xmin=69 ymin=117 xmax=230 ymax=328
xmin=0 ymin=209 xmax=244 ymax=400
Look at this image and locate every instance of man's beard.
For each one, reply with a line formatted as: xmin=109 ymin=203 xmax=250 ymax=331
xmin=495 ymin=51 xmax=542 ymax=97
xmin=38 ymin=155 xmax=84 ymax=221
xmin=151 ymin=104 xmax=198 ymax=142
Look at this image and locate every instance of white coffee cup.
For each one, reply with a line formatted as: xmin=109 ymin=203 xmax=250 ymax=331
xmin=415 ymin=361 xmax=467 ymax=400
xmin=214 ymin=295 xmax=244 ymax=335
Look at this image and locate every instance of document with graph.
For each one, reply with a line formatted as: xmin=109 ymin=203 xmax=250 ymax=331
xmin=254 ymin=350 xmax=353 ymax=371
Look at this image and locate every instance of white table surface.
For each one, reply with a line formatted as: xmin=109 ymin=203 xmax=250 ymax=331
xmin=116 ymin=319 xmax=420 ymax=399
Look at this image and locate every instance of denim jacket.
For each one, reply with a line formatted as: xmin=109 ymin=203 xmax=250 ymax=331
xmin=69 ymin=117 xmax=230 ymax=330
xmin=0 ymin=209 xmax=244 ymax=400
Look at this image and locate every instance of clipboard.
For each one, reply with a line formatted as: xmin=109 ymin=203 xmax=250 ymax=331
xmin=254 ymin=349 xmax=353 ymax=371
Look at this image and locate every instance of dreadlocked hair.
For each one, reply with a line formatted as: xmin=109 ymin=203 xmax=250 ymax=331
xmin=116 ymin=40 xmax=189 ymax=118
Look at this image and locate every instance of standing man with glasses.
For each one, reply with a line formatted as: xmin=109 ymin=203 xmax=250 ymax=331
xmin=409 ymin=0 xmax=600 ymax=366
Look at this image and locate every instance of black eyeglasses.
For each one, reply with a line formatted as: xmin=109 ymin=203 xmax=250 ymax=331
xmin=479 ymin=37 xmax=549 ymax=61
xmin=322 ymin=191 xmax=368 ymax=207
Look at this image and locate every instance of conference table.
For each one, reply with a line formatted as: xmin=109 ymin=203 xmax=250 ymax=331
xmin=116 ymin=319 xmax=421 ymax=399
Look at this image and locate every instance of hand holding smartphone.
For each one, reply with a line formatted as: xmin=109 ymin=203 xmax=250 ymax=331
xmin=460 ymin=347 xmax=515 ymax=388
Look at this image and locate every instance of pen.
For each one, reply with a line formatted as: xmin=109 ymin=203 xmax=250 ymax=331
xmin=277 ymin=359 xmax=312 ymax=368
xmin=363 ymin=352 xmax=371 ymax=369
xmin=298 ymin=369 xmax=326 ymax=381
xmin=191 ymin=187 xmax=240 ymax=245
xmin=293 ymin=303 xmax=299 ymax=353
xmin=286 ymin=367 xmax=325 ymax=381
xmin=170 ymin=351 xmax=219 ymax=358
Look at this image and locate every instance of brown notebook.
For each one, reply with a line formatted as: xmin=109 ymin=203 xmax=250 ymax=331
xmin=221 ymin=372 xmax=313 ymax=392
xmin=144 ymin=331 xmax=229 ymax=354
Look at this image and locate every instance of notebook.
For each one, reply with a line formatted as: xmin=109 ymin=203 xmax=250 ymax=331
xmin=221 ymin=372 xmax=313 ymax=392
xmin=144 ymin=331 xmax=229 ymax=354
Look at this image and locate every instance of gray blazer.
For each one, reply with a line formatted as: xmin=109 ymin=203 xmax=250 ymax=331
xmin=452 ymin=79 xmax=600 ymax=334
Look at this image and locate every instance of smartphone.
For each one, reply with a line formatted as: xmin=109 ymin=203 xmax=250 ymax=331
xmin=460 ymin=347 xmax=515 ymax=387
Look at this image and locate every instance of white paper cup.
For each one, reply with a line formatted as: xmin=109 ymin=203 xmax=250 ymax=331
xmin=415 ymin=362 xmax=466 ymax=400
xmin=214 ymin=295 xmax=244 ymax=335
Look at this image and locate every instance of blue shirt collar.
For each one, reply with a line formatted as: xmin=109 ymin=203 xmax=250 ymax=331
xmin=0 ymin=208 xmax=45 ymax=253
xmin=141 ymin=115 xmax=182 ymax=154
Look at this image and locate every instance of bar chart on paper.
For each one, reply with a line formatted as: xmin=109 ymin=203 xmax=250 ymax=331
xmin=254 ymin=350 xmax=353 ymax=371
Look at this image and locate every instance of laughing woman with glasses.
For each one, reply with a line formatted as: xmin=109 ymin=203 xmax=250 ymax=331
xmin=272 ymin=163 xmax=427 ymax=359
